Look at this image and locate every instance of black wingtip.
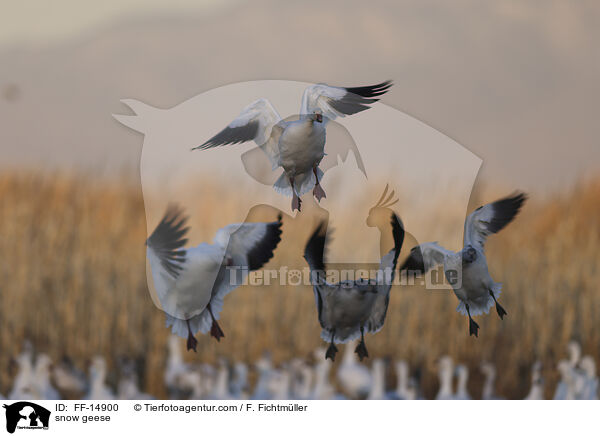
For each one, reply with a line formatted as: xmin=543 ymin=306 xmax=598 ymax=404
xmin=345 ymin=80 xmax=393 ymax=98
xmin=303 ymin=221 xmax=327 ymax=271
xmin=246 ymin=218 xmax=283 ymax=271
xmin=390 ymin=213 xmax=405 ymax=264
xmin=488 ymin=191 xmax=528 ymax=233
xmin=146 ymin=204 xmax=189 ymax=278
xmin=399 ymin=245 xmax=426 ymax=275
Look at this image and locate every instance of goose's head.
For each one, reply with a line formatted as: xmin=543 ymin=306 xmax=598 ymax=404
xmin=567 ymin=340 xmax=581 ymax=366
xmin=454 ymin=364 xmax=469 ymax=380
xmin=310 ymin=112 xmax=323 ymax=123
xmin=461 ymin=246 xmax=477 ymax=264
xmin=436 ymin=356 xmax=454 ymax=378
xmin=89 ymin=356 xmax=107 ymax=379
xmin=531 ymin=360 xmax=544 ymax=384
xmin=366 ymin=184 xmax=399 ymax=227
xmin=557 ymin=360 xmax=572 ymax=378
xmin=480 ymin=361 xmax=495 ymax=379
xmin=35 ymin=354 xmax=54 ymax=374
xmin=580 ymin=356 xmax=596 ymax=378
xmin=254 ymin=352 xmax=273 ymax=373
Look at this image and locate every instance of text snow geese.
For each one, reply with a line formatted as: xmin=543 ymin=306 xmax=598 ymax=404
xmin=146 ymin=205 xmax=282 ymax=351
xmin=192 ymin=81 xmax=392 ymax=212
xmin=400 ymin=193 xmax=527 ymax=337
xmin=303 ymin=212 xmax=405 ymax=361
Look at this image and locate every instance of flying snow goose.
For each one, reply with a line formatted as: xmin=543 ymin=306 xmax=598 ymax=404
xmin=193 ymin=81 xmax=392 ymax=212
xmin=336 ymin=340 xmax=372 ymax=399
xmin=400 ymin=193 xmax=527 ymax=337
xmin=303 ymin=212 xmax=405 ymax=361
xmin=146 ymin=205 xmax=282 ymax=351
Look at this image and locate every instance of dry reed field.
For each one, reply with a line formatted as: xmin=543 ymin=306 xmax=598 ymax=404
xmin=0 ymin=170 xmax=598 ymax=399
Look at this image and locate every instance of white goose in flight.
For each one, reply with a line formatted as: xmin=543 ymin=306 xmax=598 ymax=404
xmin=146 ymin=205 xmax=282 ymax=351
xmin=192 ymin=81 xmax=392 ymax=212
xmin=400 ymin=193 xmax=527 ymax=337
xmin=303 ymin=212 xmax=405 ymax=361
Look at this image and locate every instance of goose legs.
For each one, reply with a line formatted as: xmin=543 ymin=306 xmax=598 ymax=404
xmin=312 ymin=166 xmax=326 ymax=202
xmin=325 ymin=330 xmax=338 ymax=361
xmin=489 ymin=290 xmax=507 ymax=319
xmin=289 ymin=177 xmax=302 ymax=212
xmin=465 ymin=304 xmax=480 ymax=337
xmin=208 ymin=304 xmax=225 ymax=341
xmin=186 ymin=319 xmax=198 ymax=352
xmin=354 ymin=326 xmax=369 ymax=361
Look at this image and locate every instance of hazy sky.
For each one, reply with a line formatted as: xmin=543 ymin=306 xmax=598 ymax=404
xmin=0 ymin=0 xmax=238 ymax=46
xmin=1 ymin=0 xmax=598 ymax=194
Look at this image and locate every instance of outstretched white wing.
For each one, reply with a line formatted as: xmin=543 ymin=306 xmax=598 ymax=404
xmin=146 ymin=205 xmax=222 ymax=321
xmin=208 ymin=216 xmax=283 ymax=300
xmin=213 ymin=216 xmax=283 ymax=270
xmin=464 ymin=192 xmax=527 ymax=251
xmin=192 ymin=98 xmax=283 ymax=168
xmin=300 ymin=81 xmax=392 ymax=123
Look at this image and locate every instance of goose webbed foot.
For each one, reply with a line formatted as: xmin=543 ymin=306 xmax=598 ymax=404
xmin=354 ymin=340 xmax=369 ymax=361
xmin=313 ymin=183 xmax=326 ymax=202
xmin=210 ymin=320 xmax=225 ymax=342
xmin=465 ymin=304 xmax=479 ymax=337
xmin=489 ymin=290 xmax=507 ymax=320
xmin=185 ymin=320 xmax=198 ymax=352
xmin=291 ymin=193 xmax=302 ymax=212
xmin=495 ymin=302 xmax=507 ymax=319
xmin=468 ymin=317 xmax=480 ymax=337
xmin=207 ymin=304 xmax=225 ymax=341
xmin=186 ymin=333 xmax=198 ymax=352
xmin=325 ymin=343 xmax=338 ymax=361
xmin=312 ymin=166 xmax=326 ymax=202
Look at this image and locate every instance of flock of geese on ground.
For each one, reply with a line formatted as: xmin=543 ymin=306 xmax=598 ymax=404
xmin=3 ymin=339 xmax=598 ymax=400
